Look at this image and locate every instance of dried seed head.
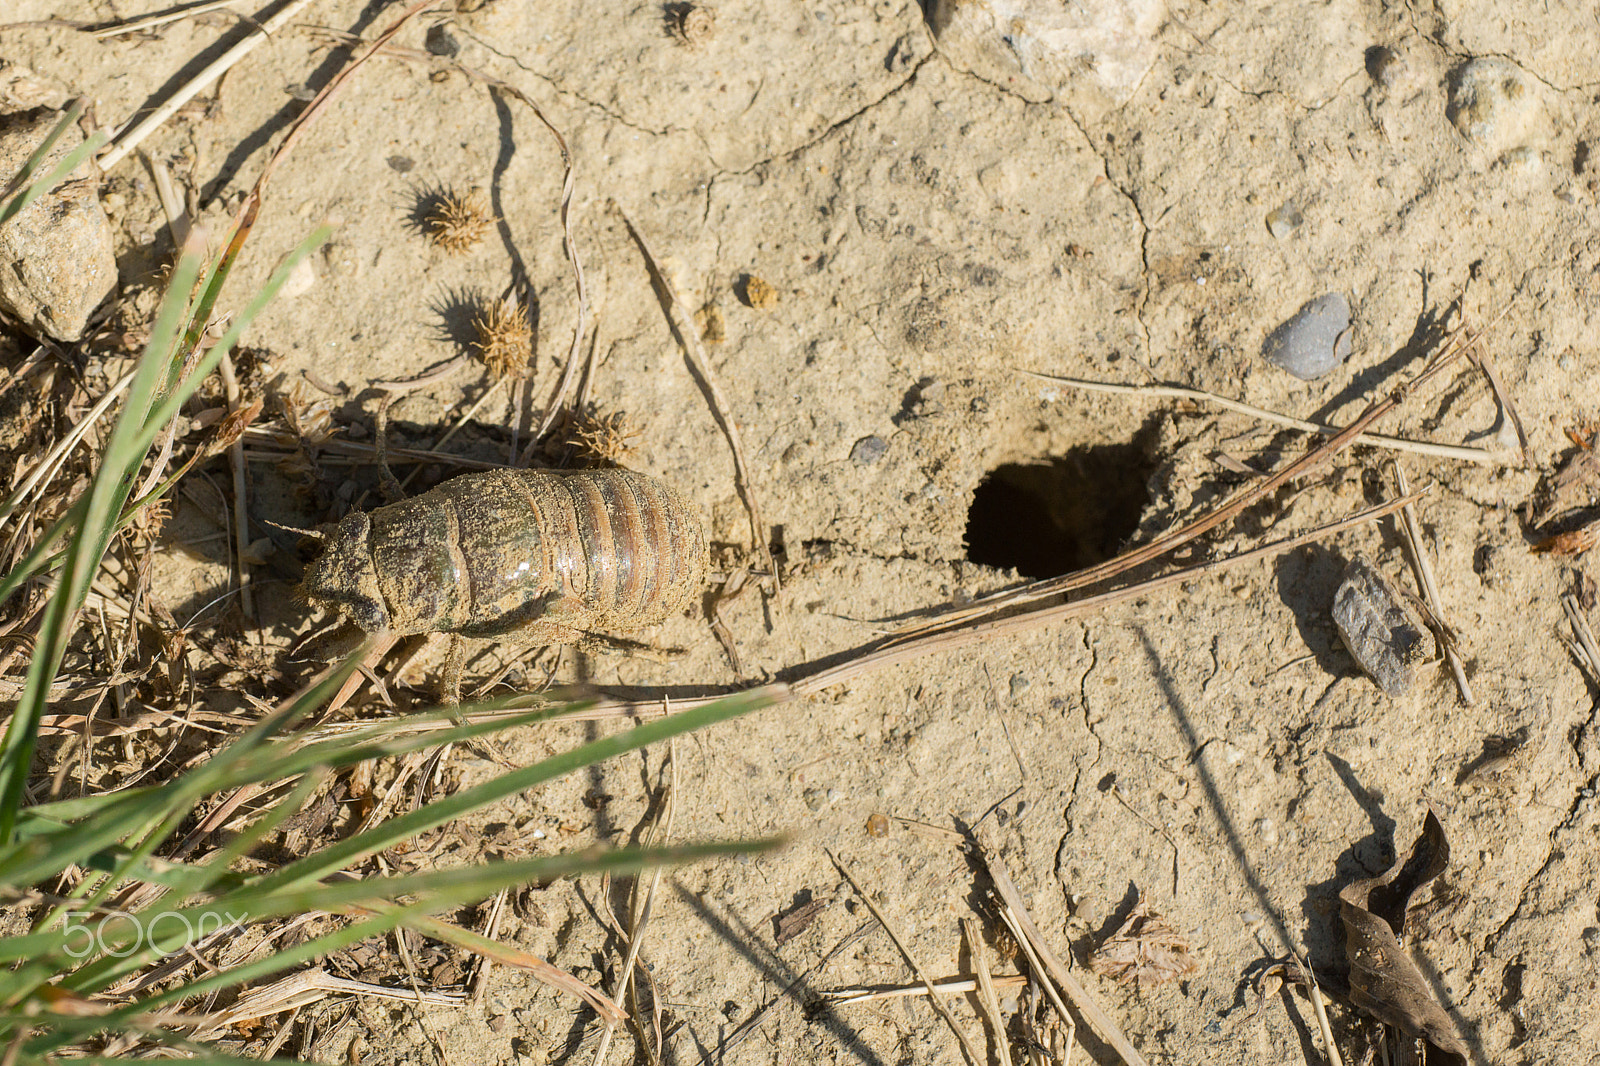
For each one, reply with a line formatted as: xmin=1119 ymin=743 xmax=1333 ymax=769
xmin=566 ymin=406 xmax=643 ymax=467
xmin=472 ymin=296 xmax=532 ymax=380
xmin=425 ymin=188 xmax=494 ymax=254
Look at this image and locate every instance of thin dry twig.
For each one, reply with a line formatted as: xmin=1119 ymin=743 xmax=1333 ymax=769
xmin=90 ymin=0 xmax=248 ymax=40
xmin=616 ymin=206 xmax=777 ymax=587
xmin=829 ymin=850 xmax=986 ymax=1066
xmin=101 ymin=0 xmax=321 ymax=171
xmin=964 ymin=916 xmax=1016 ymax=1066
xmin=824 ymin=973 xmax=1028 ymax=1006
xmin=1389 ymin=461 xmax=1474 ymax=705
xmin=1020 ymin=371 xmax=1507 ymax=465
xmin=1465 ymin=341 xmax=1529 ymax=464
xmin=977 ymin=838 xmax=1145 ymax=1066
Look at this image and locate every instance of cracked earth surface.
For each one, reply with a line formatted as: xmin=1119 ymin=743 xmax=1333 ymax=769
xmin=4 ymin=0 xmax=1600 ymax=1061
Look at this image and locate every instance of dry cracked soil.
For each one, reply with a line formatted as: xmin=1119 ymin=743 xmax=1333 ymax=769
xmin=3 ymin=0 xmax=1600 ymax=1063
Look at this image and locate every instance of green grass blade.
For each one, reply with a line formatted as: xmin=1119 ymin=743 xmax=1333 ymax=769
xmin=0 ymin=248 xmax=204 ymax=844
xmin=255 ymin=688 xmax=776 ymax=894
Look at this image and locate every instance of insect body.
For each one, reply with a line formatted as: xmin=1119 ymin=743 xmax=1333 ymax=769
xmin=301 ymin=469 xmax=706 ymax=644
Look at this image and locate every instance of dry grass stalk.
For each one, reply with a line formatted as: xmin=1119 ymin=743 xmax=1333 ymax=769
xmin=425 ymin=188 xmax=494 ymax=254
xmin=593 ymin=739 xmax=677 ymax=1066
xmin=963 ymin=916 xmax=1016 ymax=1066
xmin=829 ymin=850 xmax=988 ymax=1066
xmin=196 ymin=967 xmax=464 ymax=1037
xmin=1389 ymin=461 xmax=1474 ymax=704
xmin=1021 ymin=371 xmax=1507 ymax=466
xmin=100 ymin=0 xmax=322 ymax=170
xmin=977 ymin=838 xmax=1143 ymax=1066
xmin=617 ymin=206 xmax=777 ymax=588
xmin=89 ymin=0 xmax=245 ymax=39
xmin=825 ymin=972 xmax=1027 ymax=1006
xmin=1563 ymin=594 xmax=1600 ymax=681
xmin=473 ymin=294 xmax=533 ymax=381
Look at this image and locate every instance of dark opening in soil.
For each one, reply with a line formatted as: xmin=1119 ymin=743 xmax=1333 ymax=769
xmin=965 ymin=442 xmax=1156 ymax=578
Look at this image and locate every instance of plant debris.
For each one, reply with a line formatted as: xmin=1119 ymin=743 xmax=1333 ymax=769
xmin=1088 ymin=892 xmax=1201 ymax=988
xmin=424 ymin=186 xmax=494 ymax=254
xmin=472 ymin=294 xmax=533 ymax=381
xmin=1338 ymin=809 xmax=1467 ymax=1062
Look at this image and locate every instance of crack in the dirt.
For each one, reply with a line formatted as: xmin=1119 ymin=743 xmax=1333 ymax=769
xmin=1052 ymin=98 xmax=1153 ymax=364
xmin=716 ymin=50 xmax=940 ymax=177
xmin=1079 ymin=628 xmax=1103 ymax=768
xmin=1485 ymin=766 xmax=1600 ymax=954
xmin=460 ymin=30 xmax=683 ymax=138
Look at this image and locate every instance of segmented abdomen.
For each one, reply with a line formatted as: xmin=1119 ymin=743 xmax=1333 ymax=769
xmin=367 ymin=469 xmax=706 ymax=638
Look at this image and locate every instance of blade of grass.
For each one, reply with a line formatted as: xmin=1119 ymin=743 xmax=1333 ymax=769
xmin=254 ymin=687 xmax=777 ymax=896
xmin=0 ymin=242 xmax=205 ymax=844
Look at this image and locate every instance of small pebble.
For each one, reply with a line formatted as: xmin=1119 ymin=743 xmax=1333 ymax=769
xmin=424 ymin=24 xmax=460 ymax=56
xmin=865 ymin=812 xmax=890 ymax=837
xmin=803 ymin=786 xmax=827 ymax=811
xmin=850 ymin=434 xmax=888 ymax=465
xmin=1261 ymin=292 xmax=1353 ymax=380
xmin=739 ymin=274 xmax=779 ymax=309
xmin=1008 ymin=673 xmax=1030 ymax=698
xmin=1448 ymin=58 xmax=1537 ymax=151
xmin=1331 ymin=554 xmax=1434 ymax=697
xmin=1265 ymin=201 xmax=1302 ymax=239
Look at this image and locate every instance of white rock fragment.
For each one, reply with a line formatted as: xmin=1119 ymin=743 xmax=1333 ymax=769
xmin=929 ymin=0 xmax=1163 ymax=105
xmin=1448 ymin=58 xmax=1542 ymax=156
xmin=0 ymin=108 xmax=116 ymax=342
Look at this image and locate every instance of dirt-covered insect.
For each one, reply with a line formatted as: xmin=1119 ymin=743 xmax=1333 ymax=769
xmin=300 ymin=468 xmax=707 ymax=647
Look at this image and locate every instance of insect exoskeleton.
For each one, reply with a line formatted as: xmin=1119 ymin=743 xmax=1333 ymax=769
xmin=300 ymin=468 xmax=707 ymax=643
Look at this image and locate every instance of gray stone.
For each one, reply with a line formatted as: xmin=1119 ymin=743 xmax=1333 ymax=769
xmin=850 ymin=434 xmax=888 ymax=465
xmin=0 ymin=107 xmax=116 ymax=342
xmin=1332 ymin=555 xmax=1434 ymax=697
xmin=1261 ymin=292 xmax=1352 ymax=380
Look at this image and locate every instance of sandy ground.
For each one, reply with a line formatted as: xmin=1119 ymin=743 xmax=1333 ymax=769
xmin=3 ymin=0 xmax=1600 ymax=1062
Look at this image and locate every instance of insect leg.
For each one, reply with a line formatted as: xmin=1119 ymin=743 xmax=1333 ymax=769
xmin=443 ymin=632 xmax=464 ymax=712
xmin=373 ymin=395 xmax=406 ymax=503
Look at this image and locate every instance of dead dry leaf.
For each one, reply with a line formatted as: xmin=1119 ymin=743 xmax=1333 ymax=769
xmin=1337 ymin=809 xmax=1467 ymax=1062
xmin=1088 ymin=891 xmax=1200 ymax=987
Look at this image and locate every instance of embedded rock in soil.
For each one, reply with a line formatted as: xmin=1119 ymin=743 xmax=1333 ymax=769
xmin=0 ymin=107 xmax=116 ymax=342
xmin=1448 ymin=58 xmax=1540 ymax=155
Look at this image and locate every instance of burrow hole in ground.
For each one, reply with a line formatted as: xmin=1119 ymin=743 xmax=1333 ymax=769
xmin=965 ymin=433 xmax=1161 ymax=579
